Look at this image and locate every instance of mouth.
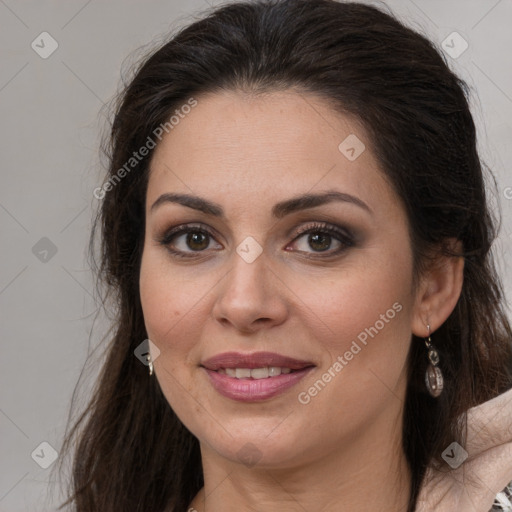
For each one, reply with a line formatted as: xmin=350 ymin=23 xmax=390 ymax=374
xmin=201 ymin=351 xmax=316 ymax=402
xmin=216 ymin=366 xmax=300 ymax=378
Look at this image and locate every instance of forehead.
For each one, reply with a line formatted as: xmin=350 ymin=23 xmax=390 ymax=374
xmin=146 ymin=89 xmax=396 ymax=216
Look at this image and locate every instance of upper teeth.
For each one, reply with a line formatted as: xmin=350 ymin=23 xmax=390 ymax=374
xmin=219 ymin=367 xmax=292 ymax=379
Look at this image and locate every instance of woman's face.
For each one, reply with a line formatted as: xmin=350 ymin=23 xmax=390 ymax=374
xmin=140 ymin=89 xmax=423 ymax=469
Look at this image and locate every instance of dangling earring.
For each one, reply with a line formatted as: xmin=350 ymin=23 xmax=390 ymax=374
xmin=148 ymin=354 xmax=154 ymax=376
xmin=424 ymin=324 xmax=443 ymax=397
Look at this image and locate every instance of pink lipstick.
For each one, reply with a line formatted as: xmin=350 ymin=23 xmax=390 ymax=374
xmin=201 ymin=351 xmax=315 ymax=402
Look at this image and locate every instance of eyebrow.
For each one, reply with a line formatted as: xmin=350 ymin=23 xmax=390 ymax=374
xmin=150 ymin=190 xmax=372 ymax=218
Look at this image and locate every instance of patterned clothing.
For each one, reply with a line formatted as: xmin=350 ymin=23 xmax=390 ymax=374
xmin=490 ymin=481 xmax=512 ymax=511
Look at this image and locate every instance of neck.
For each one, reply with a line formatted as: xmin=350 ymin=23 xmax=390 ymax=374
xmin=188 ymin=409 xmax=412 ymax=512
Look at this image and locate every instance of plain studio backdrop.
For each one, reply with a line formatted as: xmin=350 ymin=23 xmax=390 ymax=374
xmin=0 ymin=0 xmax=511 ymax=510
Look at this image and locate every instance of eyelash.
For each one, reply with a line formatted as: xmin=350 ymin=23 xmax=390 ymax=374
xmin=157 ymin=221 xmax=355 ymax=259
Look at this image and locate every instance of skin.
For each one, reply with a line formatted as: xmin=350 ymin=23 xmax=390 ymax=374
xmin=417 ymin=386 xmax=512 ymax=511
xmin=139 ymin=89 xmax=464 ymax=511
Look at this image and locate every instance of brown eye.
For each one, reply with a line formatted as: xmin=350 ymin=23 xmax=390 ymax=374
xmin=307 ymin=233 xmax=332 ymax=252
xmin=289 ymin=222 xmax=355 ymax=256
xmin=159 ymin=223 xmax=222 ymax=258
xmin=185 ymin=231 xmax=210 ymax=251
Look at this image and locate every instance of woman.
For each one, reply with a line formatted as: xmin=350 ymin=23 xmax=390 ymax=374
xmin=56 ymin=0 xmax=512 ymax=510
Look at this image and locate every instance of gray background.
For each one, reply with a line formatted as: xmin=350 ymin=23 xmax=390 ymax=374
xmin=1 ymin=0 xmax=511 ymax=510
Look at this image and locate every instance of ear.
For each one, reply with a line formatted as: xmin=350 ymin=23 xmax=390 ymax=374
xmin=411 ymin=239 xmax=464 ymax=337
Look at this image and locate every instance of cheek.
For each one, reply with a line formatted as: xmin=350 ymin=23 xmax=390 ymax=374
xmin=139 ymin=253 xmax=222 ymax=434
xmin=291 ymin=255 xmax=412 ymax=347
xmin=294 ymin=266 xmax=413 ymax=421
xmin=289 ymin=251 xmax=414 ymax=405
xmin=139 ymin=250 xmax=205 ymax=347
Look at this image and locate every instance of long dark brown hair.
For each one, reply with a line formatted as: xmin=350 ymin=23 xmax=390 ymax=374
xmin=55 ymin=1 xmax=512 ymax=510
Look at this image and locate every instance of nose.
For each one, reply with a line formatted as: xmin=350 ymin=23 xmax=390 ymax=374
xmin=211 ymin=249 xmax=289 ymax=334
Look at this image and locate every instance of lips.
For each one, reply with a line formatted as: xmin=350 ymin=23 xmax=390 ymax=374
xmin=201 ymin=351 xmax=315 ymax=371
xmin=201 ymin=351 xmax=316 ymax=402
